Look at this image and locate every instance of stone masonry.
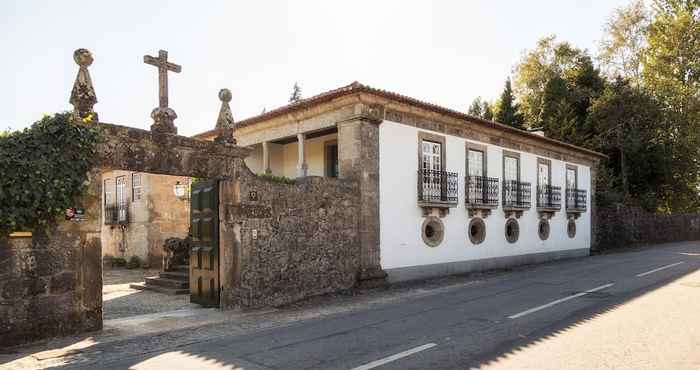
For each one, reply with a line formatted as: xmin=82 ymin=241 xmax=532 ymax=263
xmin=226 ymin=167 xmax=362 ymax=308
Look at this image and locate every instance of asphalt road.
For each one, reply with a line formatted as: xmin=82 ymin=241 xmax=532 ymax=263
xmin=77 ymin=242 xmax=700 ymax=370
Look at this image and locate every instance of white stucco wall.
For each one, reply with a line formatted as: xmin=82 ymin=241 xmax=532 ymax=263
xmin=378 ymin=120 xmax=591 ymax=271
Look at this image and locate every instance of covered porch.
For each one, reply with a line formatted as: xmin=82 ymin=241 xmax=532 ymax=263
xmin=243 ymin=126 xmax=339 ymax=179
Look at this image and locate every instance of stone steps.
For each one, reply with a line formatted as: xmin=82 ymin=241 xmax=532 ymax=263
xmin=144 ymin=276 xmax=189 ymax=289
xmin=130 ymin=282 xmax=189 ymax=296
xmin=128 ymin=265 xmax=190 ymax=295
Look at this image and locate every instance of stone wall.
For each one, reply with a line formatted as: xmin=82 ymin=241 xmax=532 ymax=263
xmin=228 ymin=167 xmax=362 ymax=307
xmin=0 ymin=171 xmax=102 ymax=347
xmin=594 ymin=205 xmax=700 ymax=251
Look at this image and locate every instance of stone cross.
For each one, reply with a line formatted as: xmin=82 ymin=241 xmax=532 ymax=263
xmin=143 ymin=50 xmax=181 ymax=109
xmin=144 ymin=50 xmax=181 ymax=135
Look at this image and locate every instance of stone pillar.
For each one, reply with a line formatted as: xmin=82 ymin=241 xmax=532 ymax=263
xmin=337 ymin=106 xmax=386 ymax=287
xmin=297 ymin=133 xmax=308 ymax=177
xmin=219 ymin=160 xmax=241 ymax=309
xmin=262 ymin=141 xmax=271 ymax=174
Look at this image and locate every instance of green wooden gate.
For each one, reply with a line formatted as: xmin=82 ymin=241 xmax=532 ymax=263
xmin=189 ymin=179 xmax=219 ymax=307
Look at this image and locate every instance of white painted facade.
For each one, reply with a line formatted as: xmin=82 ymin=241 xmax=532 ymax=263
xmin=378 ymin=120 xmax=591 ymax=271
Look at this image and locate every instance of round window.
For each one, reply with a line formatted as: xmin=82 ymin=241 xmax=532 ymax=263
xmin=538 ymin=219 xmax=550 ymax=240
xmin=567 ymin=219 xmax=577 ymax=238
xmin=468 ymin=218 xmax=486 ymax=245
xmin=505 ymin=218 xmax=519 ymax=243
xmin=421 ymin=216 xmax=444 ymax=247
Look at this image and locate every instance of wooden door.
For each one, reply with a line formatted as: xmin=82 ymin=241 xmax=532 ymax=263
xmin=189 ymin=179 xmax=219 ymax=307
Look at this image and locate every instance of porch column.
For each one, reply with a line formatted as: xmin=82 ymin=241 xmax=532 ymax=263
xmin=337 ymin=108 xmax=386 ymax=287
xmin=262 ymin=141 xmax=271 ymax=174
xmin=296 ymin=133 xmax=307 ymax=177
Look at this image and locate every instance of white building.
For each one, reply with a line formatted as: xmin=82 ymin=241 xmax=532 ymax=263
xmin=196 ymin=82 xmax=604 ymax=283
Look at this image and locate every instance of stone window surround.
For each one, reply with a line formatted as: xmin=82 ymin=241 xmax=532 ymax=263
xmin=417 ymin=131 xmax=447 ymax=173
xmin=567 ymin=218 xmax=577 ymax=238
xmin=502 ymin=150 xmax=521 ymax=181
xmin=505 ymin=218 xmax=520 ymax=243
xmin=566 ymin=164 xmax=578 ymax=189
xmin=538 ymin=218 xmax=550 ymax=240
xmin=421 ymin=216 xmax=445 ymax=247
xmin=466 ymin=142 xmax=488 ymax=177
xmin=468 ymin=217 xmax=486 ymax=245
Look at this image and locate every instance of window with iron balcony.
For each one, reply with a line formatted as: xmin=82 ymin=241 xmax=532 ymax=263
xmin=566 ymin=189 xmax=587 ymax=211
xmin=466 ymin=175 xmax=499 ymax=208
xmin=502 ymin=180 xmax=531 ymax=209
xmin=537 ymin=184 xmax=562 ymax=210
xmin=418 ymin=169 xmax=459 ymax=205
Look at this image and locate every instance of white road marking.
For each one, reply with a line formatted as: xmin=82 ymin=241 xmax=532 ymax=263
xmin=508 ymin=283 xmax=615 ymax=319
xmin=636 ymin=262 xmax=685 ymax=277
xmin=350 ymin=343 xmax=437 ymax=370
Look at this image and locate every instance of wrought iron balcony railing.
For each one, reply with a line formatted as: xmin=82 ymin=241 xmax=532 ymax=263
xmin=537 ymin=184 xmax=562 ymax=209
xmin=418 ymin=169 xmax=458 ymax=204
xmin=566 ymin=188 xmax=587 ymax=211
xmin=502 ymin=180 xmax=531 ymax=209
xmin=104 ymin=205 xmax=129 ymax=225
xmin=466 ymin=175 xmax=499 ymax=207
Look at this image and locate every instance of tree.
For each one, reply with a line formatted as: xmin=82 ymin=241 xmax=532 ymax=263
xmin=494 ymin=78 xmax=524 ymax=129
xmin=513 ymin=36 xmax=586 ymax=125
xmin=467 ymin=97 xmax=484 ymax=117
xmin=482 ymin=102 xmax=494 ymax=121
xmin=467 ymin=97 xmax=495 ymax=121
xmin=289 ymin=82 xmax=302 ymax=103
xmin=598 ymin=0 xmax=650 ymax=84
xmin=587 ymin=78 xmax=666 ymax=208
xmin=642 ymin=0 xmax=700 ymax=211
xmin=535 ymin=53 xmax=605 ymax=147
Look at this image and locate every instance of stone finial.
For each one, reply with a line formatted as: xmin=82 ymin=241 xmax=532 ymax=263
xmin=69 ymin=48 xmax=98 ymax=122
xmin=214 ymin=88 xmax=236 ymax=145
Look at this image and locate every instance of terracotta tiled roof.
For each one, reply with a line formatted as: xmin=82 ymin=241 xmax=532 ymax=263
xmin=193 ymin=81 xmax=605 ymax=159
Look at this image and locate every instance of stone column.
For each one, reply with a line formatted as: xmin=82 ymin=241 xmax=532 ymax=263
xmin=262 ymin=141 xmax=271 ymax=174
xmin=337 ymin=106 xmax=386 ymax=287
xmin=297 ymin=133 xmax=308 ymax=177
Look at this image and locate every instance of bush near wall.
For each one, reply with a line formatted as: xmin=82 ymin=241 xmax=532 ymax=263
xmin=595 ymin=204 xmax=700 ymax=251
xmin=0 ymin=113 xmax=98 ymax=235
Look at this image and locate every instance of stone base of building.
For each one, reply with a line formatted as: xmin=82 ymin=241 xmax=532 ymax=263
xmin=384 ymin=248 xmax=590 ymax=283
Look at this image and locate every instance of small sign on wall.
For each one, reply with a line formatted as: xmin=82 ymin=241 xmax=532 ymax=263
xmin=249 ymin=190 xmax=258 ymax=201
xmin=65 ymin=208 xmax=86 ymax=222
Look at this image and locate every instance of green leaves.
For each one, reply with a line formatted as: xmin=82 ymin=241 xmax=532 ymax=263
xmin=0 ymin=112 xmax=99 ymax=235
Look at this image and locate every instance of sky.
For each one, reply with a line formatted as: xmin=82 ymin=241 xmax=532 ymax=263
xmin=1 ymin=0 xmax=631 ymax=136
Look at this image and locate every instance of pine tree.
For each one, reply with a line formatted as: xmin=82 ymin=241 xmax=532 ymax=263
xmin=482 ymin=102 xmax=494 ymax=121
xmin=467 ymin=97 xmax=484 ymax=117
xmin=495 ymin=78 xmax=524 ymax=129
xmin=289 ymin=82 xmax=302 ymax=103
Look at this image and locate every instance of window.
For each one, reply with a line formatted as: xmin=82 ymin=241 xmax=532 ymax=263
xmin=468 ymin=149 xmax=484 ymax=177
xmin=104 ymin=178 xmax=114 ymax=206
xmin=116 ymin=176 xmax=127 ymax=222
xmin=132 ymin=173 xmax=142 ymax=201
xmin=422 ymin=140 xmax=442 ymax=172
xmin=504 ymin=156 xmax=519 ymax=181
xmin=538 ymin=161 xmax=550 ymax=187
xmin=324 ymin=142 xmax=339 ymax=178
xmin=566 ymin=167 xmax=577 ymax=189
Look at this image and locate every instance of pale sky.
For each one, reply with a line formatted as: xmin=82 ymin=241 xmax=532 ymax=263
xmin=1 ymin=0 xmax=630 ymax=136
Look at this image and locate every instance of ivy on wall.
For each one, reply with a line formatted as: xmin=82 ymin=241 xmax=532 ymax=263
xmin=0 ymin=113 xmax=99 ymax=235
